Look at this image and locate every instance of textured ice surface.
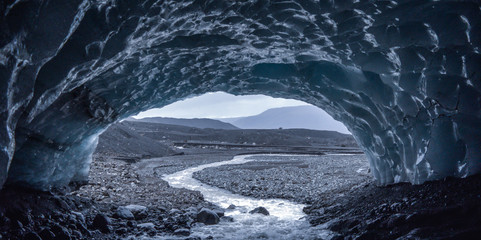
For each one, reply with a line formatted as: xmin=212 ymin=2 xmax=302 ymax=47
xmin=1 ymin=0 xmax=481 ymax=189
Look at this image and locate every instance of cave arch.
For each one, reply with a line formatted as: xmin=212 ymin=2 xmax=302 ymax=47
xmin=1 ymin=0 xmax=480 ymax=190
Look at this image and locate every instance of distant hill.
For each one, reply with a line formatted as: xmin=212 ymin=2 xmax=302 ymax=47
xmin=218 ymin=105 xmax=350 ymax=134
xmin=122 ymin=121 xmax=358 ymax=148
xmin=130 ymin=117 xmax=239 ymax=130
xmin=95 ymin=119 xmax=359 ymax=159
xmin=95 ymin=122 xmax=177 ymax=158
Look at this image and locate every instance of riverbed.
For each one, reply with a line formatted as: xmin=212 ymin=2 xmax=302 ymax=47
xmin=162 ymin=154 xmax=368 ymax=239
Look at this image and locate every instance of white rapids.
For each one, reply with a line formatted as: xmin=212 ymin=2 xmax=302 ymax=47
xmin=162 ymin=154 xmax=332 ymax=239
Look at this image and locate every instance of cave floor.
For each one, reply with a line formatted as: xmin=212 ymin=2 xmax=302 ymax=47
xmin=305 ymin=173 xmax=481 ymax=240
xmin=1 ymin=149 xmax=481 ymax=239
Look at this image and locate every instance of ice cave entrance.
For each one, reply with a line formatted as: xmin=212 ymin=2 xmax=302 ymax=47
xmin=131 ymin=91 xmax=351 ymax=134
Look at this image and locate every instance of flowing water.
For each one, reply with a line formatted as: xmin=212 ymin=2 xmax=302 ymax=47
xmin=162 ymin=154 xmax=332 ymax=239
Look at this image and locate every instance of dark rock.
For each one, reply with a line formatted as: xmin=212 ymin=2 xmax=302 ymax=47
xmin=39 ymin=228 xmax=56 ymax=240
xmin=75 ymin=220 xmax=89 ymax=233
xmin=71 ymin=211 xmax=85 ymax=224
xmin=164 ymin=218 xmax=178 ymax=231
xmin=115 ymin=228 xmax=127 ymax=235
xmin=125 ymin=205 xmax=148 ymax=220
xmin=174 ymin=228 xmax=191 ymax=236
xmin=227 ymin=204 xmax=236 ymax=209
xmin=71 ymin=230 xmax=82 ymax=239
xmin=176 ymin=214 xmax=194 ymax=227
xmin=214 ymin=209 xmax=225 ymax=218
xmin=386 ymin=213 xmax=407 ymax=228
xmin=6 ymin=208 xmax=33 ymax=227
xmin=92 ymin=213 xmax=111 ymax=233
xmin=114 ymin=207 xmax=134 ymax=220
xmin=51 ymin=224 xmax=71 ymax=240
xmin=197 ymin=208 xmax=220 ymax=225
xmin=24 ymin=232 xmax=42 ymax=240
xmin=366 ymin=217 xmax=383 ymax=230
xmin=158 ymin=207 xmax=168 ymax=213
xmin=249 ymin=207 xmax=270 ymax=216
xmin=357 ymin=232 xmax=380 ymax=240
xmin=330 ymin=234 xmax=344 ymax=240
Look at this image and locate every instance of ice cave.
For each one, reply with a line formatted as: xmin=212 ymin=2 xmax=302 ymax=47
xmin=0 ymin=0 xmax=480 ymax=190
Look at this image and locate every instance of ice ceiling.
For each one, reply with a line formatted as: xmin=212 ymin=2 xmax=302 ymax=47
xmin=1 ymin=0 xmax=480 ymax=190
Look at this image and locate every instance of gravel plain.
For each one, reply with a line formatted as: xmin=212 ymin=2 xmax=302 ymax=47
xmin=193 ymin=154 xmax=372 ymax=204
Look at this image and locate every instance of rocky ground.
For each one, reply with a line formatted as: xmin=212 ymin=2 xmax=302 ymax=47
xmin=193 ymin=154 xmax=481 ymax=240
xmin=2 ymin=150 xmax=481 ymax=239
xmin=193 ymin=154 xmax=372 ymax=205
xmin=0 ymin=150 xmax=242 ymax=240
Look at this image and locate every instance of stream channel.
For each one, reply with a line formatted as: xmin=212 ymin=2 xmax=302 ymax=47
xmin=162 ymin=154 xmax=333 ymax=239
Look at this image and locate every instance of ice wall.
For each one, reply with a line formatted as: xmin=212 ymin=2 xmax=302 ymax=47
xmin=0 ymin=0 xmax=480 ymax=190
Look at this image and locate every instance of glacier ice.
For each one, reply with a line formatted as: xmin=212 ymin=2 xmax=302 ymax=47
xmin=0 ymin=0 xmax=480 ymax=190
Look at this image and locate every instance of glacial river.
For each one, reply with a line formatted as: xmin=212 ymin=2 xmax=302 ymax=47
xmin=162 ymin=154 xmax=333 ymax=239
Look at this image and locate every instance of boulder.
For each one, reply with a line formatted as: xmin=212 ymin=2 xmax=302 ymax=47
xmin=125 ymin=205 xmax=148 ymax=220
xmin=114 ymin=207 xmax=134 ymax=220
xmin=92 ymin=213 xmax=111 ymax=233
xmin=249 ymin=207 xmax=270 ymax=216
xmin=197 ymin=208 xmax=220 ymax=225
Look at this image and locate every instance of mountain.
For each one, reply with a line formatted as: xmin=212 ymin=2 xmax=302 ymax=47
xmin=130 ymin=117 xmax=239 ymax=130
xmin=218 ymin=105 xmax=350 ymax=134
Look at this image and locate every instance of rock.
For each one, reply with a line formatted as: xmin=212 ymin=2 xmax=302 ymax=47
xmin=137 ymin=222 xmax=155 ymax=230
xmin=71 ymin=230 xmax=82 ymax=239
xmin=174 ymin=228 xmax=191 ymax=236
xmin=170 ymin=208 xmax=182 ymax=215
xmin=127 ymin=221 xmax=135 ymax=227
xmin=186 ymin=206 xmax=197 ymax=213
xmin=220 ymin=216 xmax=234 ymax=222
xmin=51 ymin=224 xmax=71 ymax=240
xmin=197 ymin=208 xmax=220 ymax=225
xmin=92 ymin=213 xmax=111 ymax=233
xmin=249 ymin=207 xmax=270 ymax=216
xmin=125 ymin=205 xmax=148 ymax=220
xmin=157 ymin=207 xmax=168 ymax=213
xmin=115 ymin=228 xmax=127 ymax=235
xmin=213 ymin=209 xmax=225 ymax=218
xmin=176 ymin=214 xmax=194 ymax=227
xmin=386 ymin=213 xmax=407 ymax=228
xmin=227 ymin=204 xmax=236 ymax=209
xmin=71 ymin=211 xmax=85 ymax=224
xmin=39 ymin=228 xmax=56 ymax=240
xmin=24 ymin=232 xmax=42 ymax=240
xmin=114 ymin=207 xmax=134 ymax=220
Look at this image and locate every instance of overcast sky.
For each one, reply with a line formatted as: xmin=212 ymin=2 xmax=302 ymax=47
xmin=134 ymin=92 xmax=309 ymax=118
xmin=133 ymin=92 xmax=349 ymax=133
